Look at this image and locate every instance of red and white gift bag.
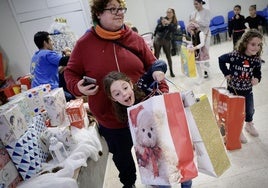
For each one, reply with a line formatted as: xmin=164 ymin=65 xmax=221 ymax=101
xmin=127 ymin=92 xmax=197 ymax=186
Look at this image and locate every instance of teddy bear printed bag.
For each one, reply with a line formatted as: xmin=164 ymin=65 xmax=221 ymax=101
xmin=127 ymin=92 xmax=198 ymax=186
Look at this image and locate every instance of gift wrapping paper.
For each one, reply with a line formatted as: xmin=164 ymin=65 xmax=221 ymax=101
xmin=0 ymin=104 xmax=28 ymax=146
xmin=43 ymin=88 xmax=69 ymax=127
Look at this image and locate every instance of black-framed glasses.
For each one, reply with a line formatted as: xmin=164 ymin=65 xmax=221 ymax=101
xmin=103 ymin=7 xmax=127 ymax=15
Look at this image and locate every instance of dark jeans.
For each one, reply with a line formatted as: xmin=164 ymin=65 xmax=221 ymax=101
xmin=181 ymin=180 xmax=192 ymax=188
xmin=98 ymin=125 xmax=136 ymax=187
xmin=244 ymin=91 xmax=254 ymax=122
xmin=228 ymin=88 xmax=255 ymax=122
xmin=157 ymin=180 xmax=192 ymax=188
xmin=153 ymin=36 xmax=173 ymax=73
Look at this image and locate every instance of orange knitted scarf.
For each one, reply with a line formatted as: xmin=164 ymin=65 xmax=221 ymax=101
xmin=95 ymin=24 xmax=125 ymax=40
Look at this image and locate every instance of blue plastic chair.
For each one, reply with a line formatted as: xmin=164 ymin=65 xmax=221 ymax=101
xmin=178 ymin=20 xmax=186 ymax=34
xmin=227 ymin=10 xmax=235 ymax=21
xmin=262 ymin=7 xmax=268 ymax=34
xmin=210 ymin=15 xmax=228 ymax=44
xmin=257 ymin=10 xmax=264 ymax=17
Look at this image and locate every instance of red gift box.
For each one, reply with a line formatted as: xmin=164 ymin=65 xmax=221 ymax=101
xmin=66 ymin=98 xmax=85 ymax=128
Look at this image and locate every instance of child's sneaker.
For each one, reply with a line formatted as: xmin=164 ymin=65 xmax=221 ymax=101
xmin=245 ymin=122 xmax=259 ymax=137
xmin=240 ymin=132 xmax=248 ymax=144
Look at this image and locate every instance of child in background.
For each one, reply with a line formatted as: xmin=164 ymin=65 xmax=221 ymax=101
xmin=245 ymin=5 xmax=266 ymax=33
xmin=183 ymin=22 xmax=210 ymax=84
xmin=218 ymin=29 xmax=263 ymax=144
xmin=228 ymin=5 xmax=247 ymax=49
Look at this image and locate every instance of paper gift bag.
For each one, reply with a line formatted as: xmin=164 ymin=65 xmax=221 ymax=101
xmin=180 ymin=45 xmax=197 ymax=77
xmin=127 ymin=93 xmax=197 ymax=186
xmin=212 ymin=87 xmax=245 ymax=150
xmin=187 ymin=95 xmax=230 ymax=177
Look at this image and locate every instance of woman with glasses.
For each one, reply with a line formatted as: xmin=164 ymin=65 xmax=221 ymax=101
xmin=153 ymin=8 xmax=178 ymax=77
xmin=64 ymin=0 xmax=168 ymax=187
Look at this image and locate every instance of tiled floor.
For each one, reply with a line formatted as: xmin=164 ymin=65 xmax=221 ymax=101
xmin=103 ymin=36 xmax=268 ymax=188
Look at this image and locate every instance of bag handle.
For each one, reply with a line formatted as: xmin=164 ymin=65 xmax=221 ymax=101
xmin=141 ymin=81 xmax=163 ymax=101
xmin=219 ymin=78 xmax=239 ymax=96
xmin=165 ymin=78 xmax=186 ymax=91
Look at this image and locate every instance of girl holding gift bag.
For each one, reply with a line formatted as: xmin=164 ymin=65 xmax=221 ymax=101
xmin=218 ymin=29 xmax=263 ymax=143
xmin=183 ymin=22 xmax=210 ymax=84
xmin=103 ymin=69 xmax=194 ymax=188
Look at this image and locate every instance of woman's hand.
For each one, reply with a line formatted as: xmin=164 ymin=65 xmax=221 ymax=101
xmin=77 ymin=79 xmax=99 ymax=96
xmin=152 ymin=71 xmax=165 ymax=82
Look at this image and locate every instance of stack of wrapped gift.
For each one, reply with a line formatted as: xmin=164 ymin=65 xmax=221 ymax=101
xmin=0 ymin=100 xmax=49 ymax=180
xmin=0 ymin=84 xmax=53 ymax=181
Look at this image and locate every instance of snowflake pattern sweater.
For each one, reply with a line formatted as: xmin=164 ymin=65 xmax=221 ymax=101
xmin=219 ymin=50 xmax=262 ymax=95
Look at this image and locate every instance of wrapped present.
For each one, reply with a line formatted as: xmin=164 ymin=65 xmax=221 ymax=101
xmin=5 ymin=126 xmax=49 ymax=180
xmin=127 ymin=93 xmax=197 ymax=186
xmin=49 ymin=18 xmax=77 ymax=54
xmin=30 ymin=115 xmax=49 ymax=153
xmin=0 ymin=141 xmax=22 ymax=188
xmin=18 ymin=74 xmax=32 ymax=90
xmin=6 ymin=93 xmax=32 ymax=124
xmin=0 ymin=104 xmax=28 ymax=146
xmin=22 ymin=84 xmax=51 ymax=117
xmin=43 ymin=88 xmax=69 ymax=127
xmin=66 ymin=98 xmax=85 ymax=129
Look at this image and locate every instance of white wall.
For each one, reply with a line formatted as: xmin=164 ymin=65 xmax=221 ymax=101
xmin=125 ymin=0 xmax=268 ymax=34
xmin=0 ymin=0 xmax=267 ymax=80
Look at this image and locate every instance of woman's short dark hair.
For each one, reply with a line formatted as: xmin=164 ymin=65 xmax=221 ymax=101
xmin=90 ymin=0 xmax=126 ymax=24
xmin=34 ymin=31 xmax=50 ymax=49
